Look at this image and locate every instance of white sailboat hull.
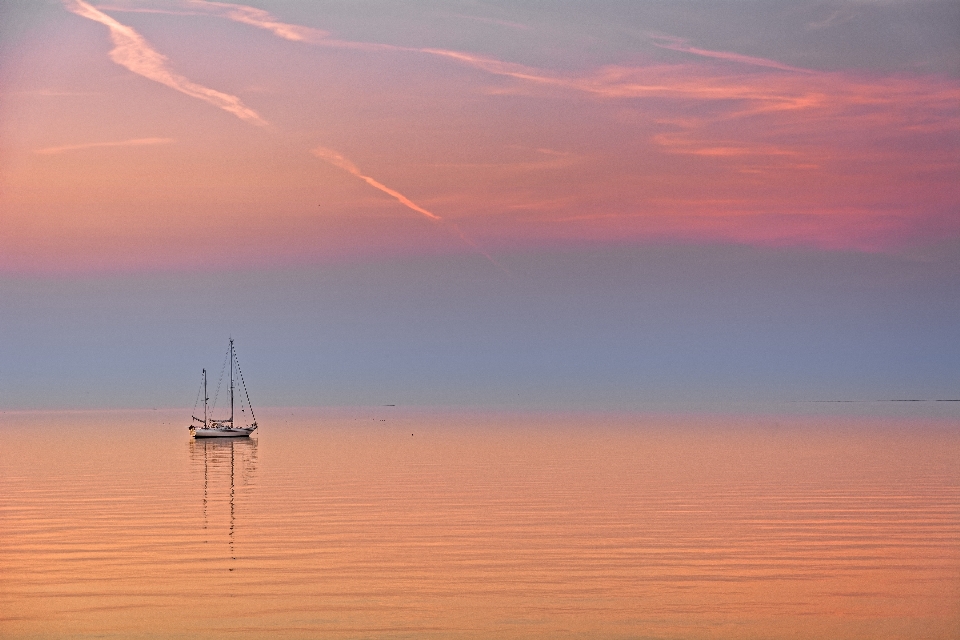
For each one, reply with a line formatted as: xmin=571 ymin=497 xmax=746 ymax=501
xmin=191 ymin=426 xmax=256 ymax=438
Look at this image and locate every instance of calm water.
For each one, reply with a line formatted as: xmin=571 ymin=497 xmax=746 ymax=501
xmin=1 ymin=408 xmax=958 ymax=639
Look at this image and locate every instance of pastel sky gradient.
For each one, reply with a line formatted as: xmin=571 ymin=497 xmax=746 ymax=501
xmin=1 ymin=1 xmax=958 ymax=409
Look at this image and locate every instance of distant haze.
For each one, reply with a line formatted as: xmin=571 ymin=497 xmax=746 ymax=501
xmin=2 ymin=244 xmax=958 ymax=410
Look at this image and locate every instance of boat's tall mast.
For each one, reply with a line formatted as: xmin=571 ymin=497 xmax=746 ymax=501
xmin=203 ymin=368 xmax=208 ymax=428
xmin=229 ymin=338 xmax=235 ymax=425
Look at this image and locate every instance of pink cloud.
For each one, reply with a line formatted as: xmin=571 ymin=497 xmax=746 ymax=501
xmin=62 ymin=0 xmax=268 ymax=126
xmin=648 ymin=33 xmax=815 ymax=74
xmin=34 ymin=137 xmax=174 ymax=155
xmin=5 ymin=1 xmax=955 ymax=272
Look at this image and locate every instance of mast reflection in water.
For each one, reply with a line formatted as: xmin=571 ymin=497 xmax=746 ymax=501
xmin=189 ymin=437 xmax=258 ymax=567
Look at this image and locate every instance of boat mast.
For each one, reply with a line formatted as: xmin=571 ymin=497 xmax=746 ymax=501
xmin=203 ymin=368 xmax=208 ymax=428
xmin=229 ymin=338 xmax=235 ymax=426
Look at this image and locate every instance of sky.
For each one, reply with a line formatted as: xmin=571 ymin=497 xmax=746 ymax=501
xmin=0 ymin=0 xmax=958 ymax=410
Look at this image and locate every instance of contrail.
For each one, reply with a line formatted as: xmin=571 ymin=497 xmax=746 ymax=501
xmin=62 ymin=0 xmax=267 ymax=126
xmin=35 ymin=137 xmax=174 ymax=155
xmin=311 ymin=147 xmax=441 ymax=221
xmin=312 ymin=146 xmax=508 ymax=272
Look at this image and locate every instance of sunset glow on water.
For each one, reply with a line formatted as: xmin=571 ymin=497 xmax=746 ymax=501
xmin=2 ymin=409 xmax=958 ymax=639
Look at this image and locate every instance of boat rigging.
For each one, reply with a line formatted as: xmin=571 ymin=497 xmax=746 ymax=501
xmin=189 ymin=339 xmax=258 ymax=438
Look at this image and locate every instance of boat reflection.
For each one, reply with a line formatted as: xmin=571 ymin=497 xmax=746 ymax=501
xmin=189 ymin=437 xmax=258 ymax=566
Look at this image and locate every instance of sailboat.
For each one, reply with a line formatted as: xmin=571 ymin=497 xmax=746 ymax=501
xmin=189 ymin=339 xmax=258 ymax=438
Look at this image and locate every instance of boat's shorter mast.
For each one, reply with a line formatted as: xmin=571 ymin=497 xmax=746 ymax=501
xmin=203 ymin=368 xmax=208 ymax=428
xmin=229 ymin=338 xmax=235 ymax=426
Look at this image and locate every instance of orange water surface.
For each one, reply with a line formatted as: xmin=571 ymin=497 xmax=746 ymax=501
xmin=1 ymin=408 xmax=958 ymax=639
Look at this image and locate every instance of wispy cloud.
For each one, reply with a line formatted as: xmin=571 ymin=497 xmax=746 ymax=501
xmin=160 ymin=2 xmax=816 ymax=96
xmin=448 ymin=13 xmax=532 ymax=31
xmin=425 ymin=148 xmax=578 ymax=172
xmin=152 ymin=0 xmax=403 ymax=52
xmin=652 ymin=132 xmax=802 ymax=159
xmin=184 ymin=0 xmax=330 ymax=43
xmin=110 ymin=0 xmax=385 ymax=49
xmin=807 ymin=9 xmax=858 ymax=31
xmin=8 ymin=89 xmax=100 ymax=97
xmin=648 ymin=34 xmax=814 ymax=74
xmin=35 ymin=137 xmax=174 ymax=155
xmin=129 ymin=0 xmax=957 ymax=139
xmin=160 ymin=2 xmax=823 ymax=111
xmin=62 ymin=0 xmax=267 ymax=126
